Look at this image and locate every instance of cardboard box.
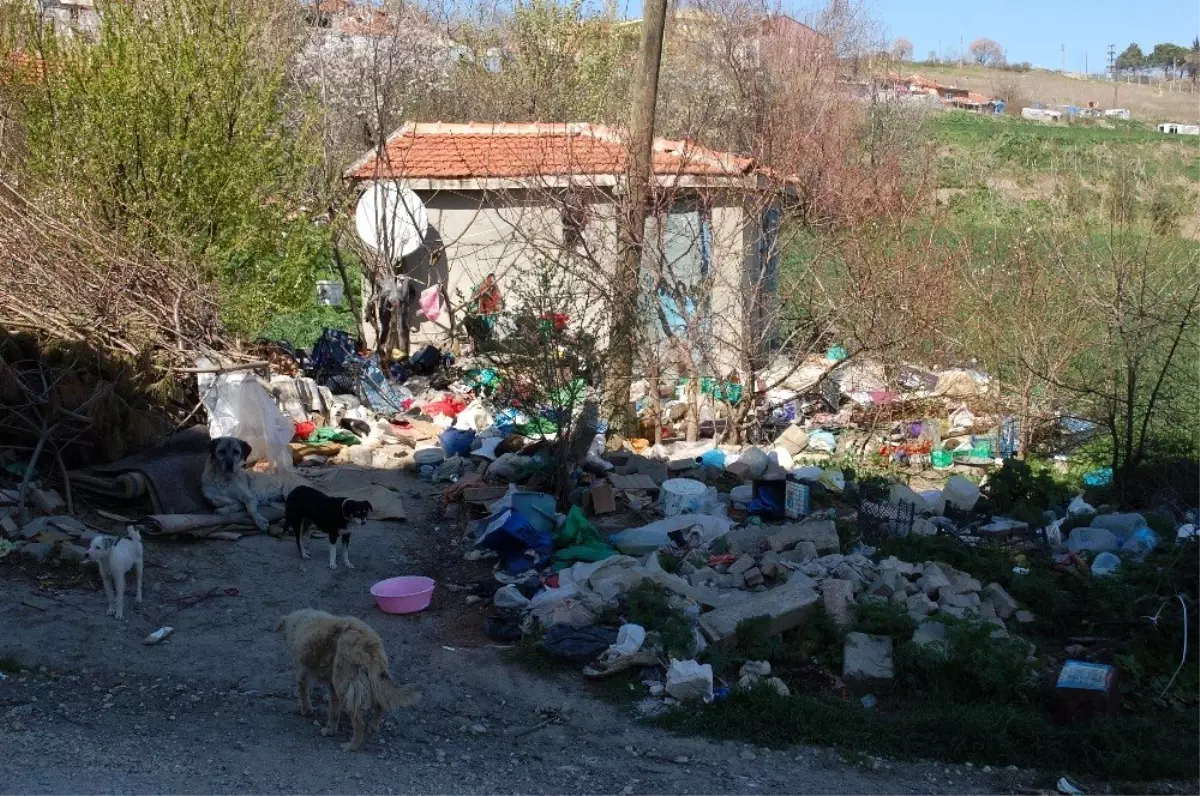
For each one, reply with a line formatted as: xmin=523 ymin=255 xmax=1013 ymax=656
xmin=588 ymin=483 xmax=616 ymax=515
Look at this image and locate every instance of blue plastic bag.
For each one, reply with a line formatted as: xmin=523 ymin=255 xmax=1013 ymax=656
xmin=475 ymin=509 xmax=553 ymax=574
xmin=439 ymin=428 xmax=476 ymax=457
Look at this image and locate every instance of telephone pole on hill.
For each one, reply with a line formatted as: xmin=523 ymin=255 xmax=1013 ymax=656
xmin=1108 ymin=43 xmax=1118 ymax=106
xmin=609 ymin=0 xmax=668 ymax=430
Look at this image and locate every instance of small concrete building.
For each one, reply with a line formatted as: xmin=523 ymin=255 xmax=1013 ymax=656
xmin=344 ymin=122 xmax=784 ymax=372
xmin=1157 ymin=122 xmax=1200 ymax=135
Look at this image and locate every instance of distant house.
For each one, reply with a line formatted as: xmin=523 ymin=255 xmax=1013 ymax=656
xmin=622 ymin=8 xmax=834 ymax=71
xmin=344 ymin=122 xmax=785 ymax=367
xmin=1158 ymin=122 xmax=1200 ymax=135
xmin=35 ymin=0 xmax=99 ymax=38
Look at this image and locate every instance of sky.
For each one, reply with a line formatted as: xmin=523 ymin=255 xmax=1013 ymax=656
xmin=612 ymin=0 xmax=1200 ymax=73
xmin=869 ymin=0 xmax=1200 ymax=71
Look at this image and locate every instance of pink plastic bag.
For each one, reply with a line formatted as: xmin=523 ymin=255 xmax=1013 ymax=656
xmin=419 ymin=285 xmax=442 ymax=322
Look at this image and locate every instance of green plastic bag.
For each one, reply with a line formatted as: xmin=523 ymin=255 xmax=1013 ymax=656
xmin=306 ymin=426 xmax=361 ymax=446
xmin=551 ymin=506 xmax=617 ymax=568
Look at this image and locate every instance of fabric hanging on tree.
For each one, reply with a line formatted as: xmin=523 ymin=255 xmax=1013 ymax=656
xmin=418 ymin=285 xmax=443 ymax=322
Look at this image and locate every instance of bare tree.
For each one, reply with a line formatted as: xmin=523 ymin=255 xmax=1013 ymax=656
xmin=891 ymin=36 xmax=913 ymax=62
xmin=968 ymin=37 xmax=1003 ymax=66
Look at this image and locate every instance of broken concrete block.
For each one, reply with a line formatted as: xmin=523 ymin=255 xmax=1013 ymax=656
xmin=740 ymin=660 xmax=771 ymax=678
xmin=699 ymin=576 xmax=820 ymax=645
xmin=918 ymin=563 xmax=952 ymax=597
xmin=784 ymin=542 xmax=819 ymax=563
xmin=939 ymin=605 xmax=972 ymax=620
xmin=800 ymin=561 xmax=827 ymax=578
xmin=759 ymin=550 xmax=781 ymax=578
xmin=869 ymin=569 xmax=907 ymax=599
xmin=729 ymin=555 xmax=756 ymax=576
xmin=879 ymin=555 xmax=919 ymax=577
xmin=722 ymin=526 xmax=772 ymax=556
xmin=742 ymin=567 xmax=765 ymax=588
xmin=1014 ymin=609 xmax=1036 ymax=624
xmin=768 ymin=519 xmax=840 ymax=554
xmin=688 ymin=566 xmax=717 ymax=587
xmin=983 ymin=582 xmax=1019 ymax=619
xmin=833 ymin=562 xmax=865 ymax=592
xmin=939 ymin=590 xmax=981 ymax=610
xmin=978 ymin=600 xmax=998 ymax=620
xmin=714 ymin=573 xmax=744 ymax=590
xmin=0 ymin=512 xmax=19 ymax=540
xmin=815 ymin=553 xmax=844 ymax=568
xmin=906 ymin=592 xmax=937 ymax=616
xmin=945 ymin=568 xmax=982 ymax=593
xmin=843 ymin=633 xmax=894 ymax=687
xmin=821 ymin=578 xmax=856 ymax=628
xmin=911 ymin=621 xmax=949 ymax=653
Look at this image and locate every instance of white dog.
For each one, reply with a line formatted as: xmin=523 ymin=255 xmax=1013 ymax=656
xmin=86 ymin=527 xmax=144 ymax=620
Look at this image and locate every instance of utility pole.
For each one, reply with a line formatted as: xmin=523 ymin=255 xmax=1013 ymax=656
xmin=1061 ymin=43 xmax=1065 ymax=73
xmin=608 ymin=0 xmax=668 ymax=430
xmin=959 ymin=34 xmax=963 ymax=68
xmin=1085 ymin=52 xmax=1088 ymax=76
xmin=1108 ymin=43 xmax=1118 ymax=107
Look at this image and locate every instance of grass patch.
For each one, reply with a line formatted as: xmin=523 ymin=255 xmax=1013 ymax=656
xmin=652 ymin=688 xmax=1199 ymax=780
xmin=0 ymin=656 xmax=21 ymax=674
xmin=624 ymin=582 xmax=696 ymax=659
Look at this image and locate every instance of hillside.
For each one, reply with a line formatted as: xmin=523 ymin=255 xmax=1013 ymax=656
xmin=927 ymin=111 xmax=1200 ymax=240
xmin=911 ymin=63 xmax=1200 ymax=123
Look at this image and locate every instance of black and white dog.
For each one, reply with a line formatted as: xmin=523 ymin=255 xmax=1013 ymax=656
xmin=282 ymin=485 xmax=372 ymax=570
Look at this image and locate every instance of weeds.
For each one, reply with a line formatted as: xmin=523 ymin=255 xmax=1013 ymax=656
xmin=623 ymin=582 xmax=695 ymax=659
xmin=652 ymin=688 xmax=1199 ymax=780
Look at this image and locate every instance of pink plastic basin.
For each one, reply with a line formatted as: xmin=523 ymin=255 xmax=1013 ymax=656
xmin=370 ymin=576 xmax=435 ymax=614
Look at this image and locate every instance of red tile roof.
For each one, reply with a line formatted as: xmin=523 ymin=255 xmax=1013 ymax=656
xmin=346 ymin=123 xmax=757 ymax=181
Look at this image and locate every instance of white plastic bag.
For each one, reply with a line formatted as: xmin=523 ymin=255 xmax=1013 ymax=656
xmin=607 ymin=624 xmax=646 ymax=657
xmin=198 ymin=360 xmax=294 ymax=472
xmin=493 ymin=584 xmax=531 ymax=610
xmin=665 ymin=659 xmax=713 ymax=703
xmin=1068 ymin=495 xmax=1096 ymax=516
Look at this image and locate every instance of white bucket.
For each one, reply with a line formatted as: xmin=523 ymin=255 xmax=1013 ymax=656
xmin=316 ymin=280 xmax=344 ymax=306
xmin=661 ymin=478 xmax=708 ymax=517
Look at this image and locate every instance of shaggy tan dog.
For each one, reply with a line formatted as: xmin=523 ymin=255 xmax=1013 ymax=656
xmin=276 ymin=609 xmax=420 ymax=751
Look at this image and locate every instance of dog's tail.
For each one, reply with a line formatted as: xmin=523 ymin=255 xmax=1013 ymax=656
xmin=334 ymin=629 xmax=420 ymax=719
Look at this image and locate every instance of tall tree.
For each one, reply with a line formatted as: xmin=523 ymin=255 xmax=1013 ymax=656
xmin=1148 ymin=43 xmax=1188 ymax=79
xmin=891 ymin=37 xmax=913 ymax=62
xmin=1115 ymin=42 xmax=1145 ymax=75
xmin=968 ymin=37 xmax=1003 ymax=66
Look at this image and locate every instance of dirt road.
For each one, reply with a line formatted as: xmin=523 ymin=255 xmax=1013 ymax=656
xmin=1 ymin=473 xmax=1010 ymax=795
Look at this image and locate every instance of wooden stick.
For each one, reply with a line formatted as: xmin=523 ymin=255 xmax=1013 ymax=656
xmin=169 ymin=360 xmax=270 ymax=374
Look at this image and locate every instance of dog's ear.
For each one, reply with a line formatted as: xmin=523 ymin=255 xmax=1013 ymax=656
xmin=363 ymin=501 xmax=374 ymax=513
xmin=238 ymin=439 xmax=252 ymax=461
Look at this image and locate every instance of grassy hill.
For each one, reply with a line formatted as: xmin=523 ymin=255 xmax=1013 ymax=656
xmin=909 ymin=63 xmax=1200 ymax=123
xmin=928 ymin=111 xmax=1200 ymax=239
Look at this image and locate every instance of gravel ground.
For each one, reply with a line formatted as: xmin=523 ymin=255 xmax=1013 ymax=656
xmin=1 ymin=471 xmax=1023 ymax=795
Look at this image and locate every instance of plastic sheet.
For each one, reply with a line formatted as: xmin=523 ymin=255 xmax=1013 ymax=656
xmin=197 ymin=360 xmax=294 ymax=472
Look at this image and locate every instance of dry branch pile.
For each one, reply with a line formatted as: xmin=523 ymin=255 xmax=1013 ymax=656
xmin=0 ymin=179 xmax=221 ymax=362
xmin=0 ymin=180 xmax=225 ymax=470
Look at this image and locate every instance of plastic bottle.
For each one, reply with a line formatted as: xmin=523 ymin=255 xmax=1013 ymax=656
xmin=1090 ymin=552 xmax=1121 ymax=577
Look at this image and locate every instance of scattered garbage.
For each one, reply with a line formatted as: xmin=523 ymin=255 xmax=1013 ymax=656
xmin=142 ymin=626 xmax=175 ymax=646
xmin=665 ymin=659 xmax=713 ymax=703
xmin=1090 ymin=551 xmax=1121 ymax=577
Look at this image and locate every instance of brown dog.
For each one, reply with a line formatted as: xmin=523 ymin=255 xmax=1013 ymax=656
xmin=276 ymin=609 xmax=420 ymax=751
